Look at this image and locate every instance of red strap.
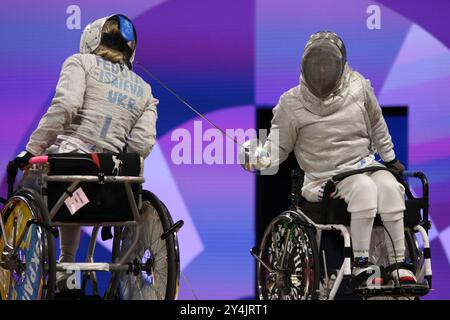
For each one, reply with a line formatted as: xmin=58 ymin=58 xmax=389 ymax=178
xmin=91 ymin=153 xmax=100 ymax=168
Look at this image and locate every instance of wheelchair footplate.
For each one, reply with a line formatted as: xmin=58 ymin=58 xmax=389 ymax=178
xmin=353 ymin=283 xmax=430 ymax=298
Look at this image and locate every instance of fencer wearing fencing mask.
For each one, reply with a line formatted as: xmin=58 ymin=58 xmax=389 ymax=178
xmin=241 ymin=31 xmax=415 ymax=285
xmin=301 ymin=31 xmax=346 ymax=99
xmin=241 ymin=31 xmax=400 ymax=180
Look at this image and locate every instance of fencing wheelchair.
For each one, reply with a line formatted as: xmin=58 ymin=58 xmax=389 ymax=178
xmin=252 ymin=166 xmax=432 ymax=300
xmin=0 ymin=153 xmax=183 ymax=300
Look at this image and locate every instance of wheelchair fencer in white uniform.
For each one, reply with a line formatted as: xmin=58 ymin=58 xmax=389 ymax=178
xmin=0 ymin=14 xmax=182 ymax=300
xmin=241 ymin=31 xmax=432 ymax=300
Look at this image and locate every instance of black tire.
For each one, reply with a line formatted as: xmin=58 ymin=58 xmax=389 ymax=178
xmin=257 ymin=211 xmax=320 ymax=300
xmin=119 ymin=190 xmax=179 ymax=300
xmin=0 ymin=188 xmax=56 ymax=300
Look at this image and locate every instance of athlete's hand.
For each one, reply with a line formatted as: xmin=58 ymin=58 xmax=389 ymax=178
xmin=385 ymin=158 xmax=405 ymax=175
xmin=239 ymin=140 xmax=270 ymax=172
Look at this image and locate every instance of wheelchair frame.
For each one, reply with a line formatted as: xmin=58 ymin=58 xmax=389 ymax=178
xmin=253 ymin=168 xmax=432 ymax=300
xmin=46 ymin=173 xmax=146 ymax=299
xmin=1 ymin=156 xmax=182 ymax=300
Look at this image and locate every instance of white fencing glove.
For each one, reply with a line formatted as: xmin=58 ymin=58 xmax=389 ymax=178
xmin=238 ymin=139 xmax=271 ymax=172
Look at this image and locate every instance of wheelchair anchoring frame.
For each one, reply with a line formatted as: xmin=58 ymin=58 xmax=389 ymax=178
xmin=312 ymin=168 xmax=433 ymax=298
xmin=1 ymin=156 xmax=182 ymax=300
xmin=255 ymin=209 xmax=432 ymax=300
xmin=39 ymin=172 xmax=149 ymax=298
xmin=42 ymin=173 xmax=145 ymax=284
xmin=254 ymin=168 xmax=433 ymax=300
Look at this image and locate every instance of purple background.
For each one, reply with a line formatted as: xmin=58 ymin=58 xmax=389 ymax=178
xmin=0 ymin=0 xmax=449 ymax=299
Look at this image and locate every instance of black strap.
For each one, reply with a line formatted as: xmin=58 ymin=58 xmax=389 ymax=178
xmin=385 ymin=261 xmax=416 ymax=274
xmin=320 ymin=180 xmax=336 ymax=223
xmin=343 ymin=246 xmax=352 ymax=259
xmin=6 ymin=160 xmax=18 ymax=198
xmin=332 ymin=166 xmax=415 ymax=200
xmin=98 ymin=172 xmax=105 ymax=184
xmin=332 ymin=166 xmax=398 ymax=182
xmin=320 ymin=166 xmax=415 ymax=223
xmin=423 ymin=247 xmax=431 ymax=259
xmin=101 ymin=226 xmax=114 ymax=241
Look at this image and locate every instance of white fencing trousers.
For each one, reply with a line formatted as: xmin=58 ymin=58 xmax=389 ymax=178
xmin=333 ymin=170 xmax=406 ymax=260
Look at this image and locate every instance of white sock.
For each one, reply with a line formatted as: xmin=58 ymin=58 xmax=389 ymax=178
xmin=351 ymin=210 xmax=376 ymax=259
xmin=381 ymin=215 xmax=406 ymax=264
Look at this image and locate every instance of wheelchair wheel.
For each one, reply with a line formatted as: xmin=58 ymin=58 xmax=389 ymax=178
xmin=119 ymin=190 xmax=180 ymax=300
xmin=0 ymin=188 xmax=56 ymax=300
xmin=257 ymin=211 xmax=320 ymax=300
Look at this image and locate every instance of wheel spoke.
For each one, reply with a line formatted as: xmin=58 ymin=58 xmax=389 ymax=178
xmin=153 ymin=254 xmax=168 ymax=266
xmin=152 ymin=242 xmax=168 ymax=257
xmin=152 ymin=268 xmax=168 ymax=289
xmin=148 ymin=283 xmax=162 ymax=300
xmin=297 ymin=226 xmax=310 ymax=299
xmin=8 ymin=217 xmax=19 ymax=298
xmin=279 ymin=227 xmax=291 ymax=270
xmin=258 ymin=214 xmax=319 ymax=301
xmin=118 ymin=199 xmax=177 ymax=300
xmin=266 ymin=277 xmax=276 ymax=295
xmin=271 ymin=226 xmax=279 ymax=263
xmin=148 ymin=226 xmax=165 ymax=251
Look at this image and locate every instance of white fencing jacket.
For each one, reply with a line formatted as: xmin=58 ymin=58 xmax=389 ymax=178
xmin=264 ymin=65 xmax=396 ymax=200
xmin=26 ymin=53 xmax=158 ymax=158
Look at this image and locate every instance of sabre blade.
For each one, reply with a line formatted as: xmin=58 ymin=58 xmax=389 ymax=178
xmin=136 ymin=62 xmax=247 ymax=150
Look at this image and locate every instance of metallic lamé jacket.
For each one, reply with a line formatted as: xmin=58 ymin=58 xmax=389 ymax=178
xmin=26 ymin=53 xmax=158 ymax=158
